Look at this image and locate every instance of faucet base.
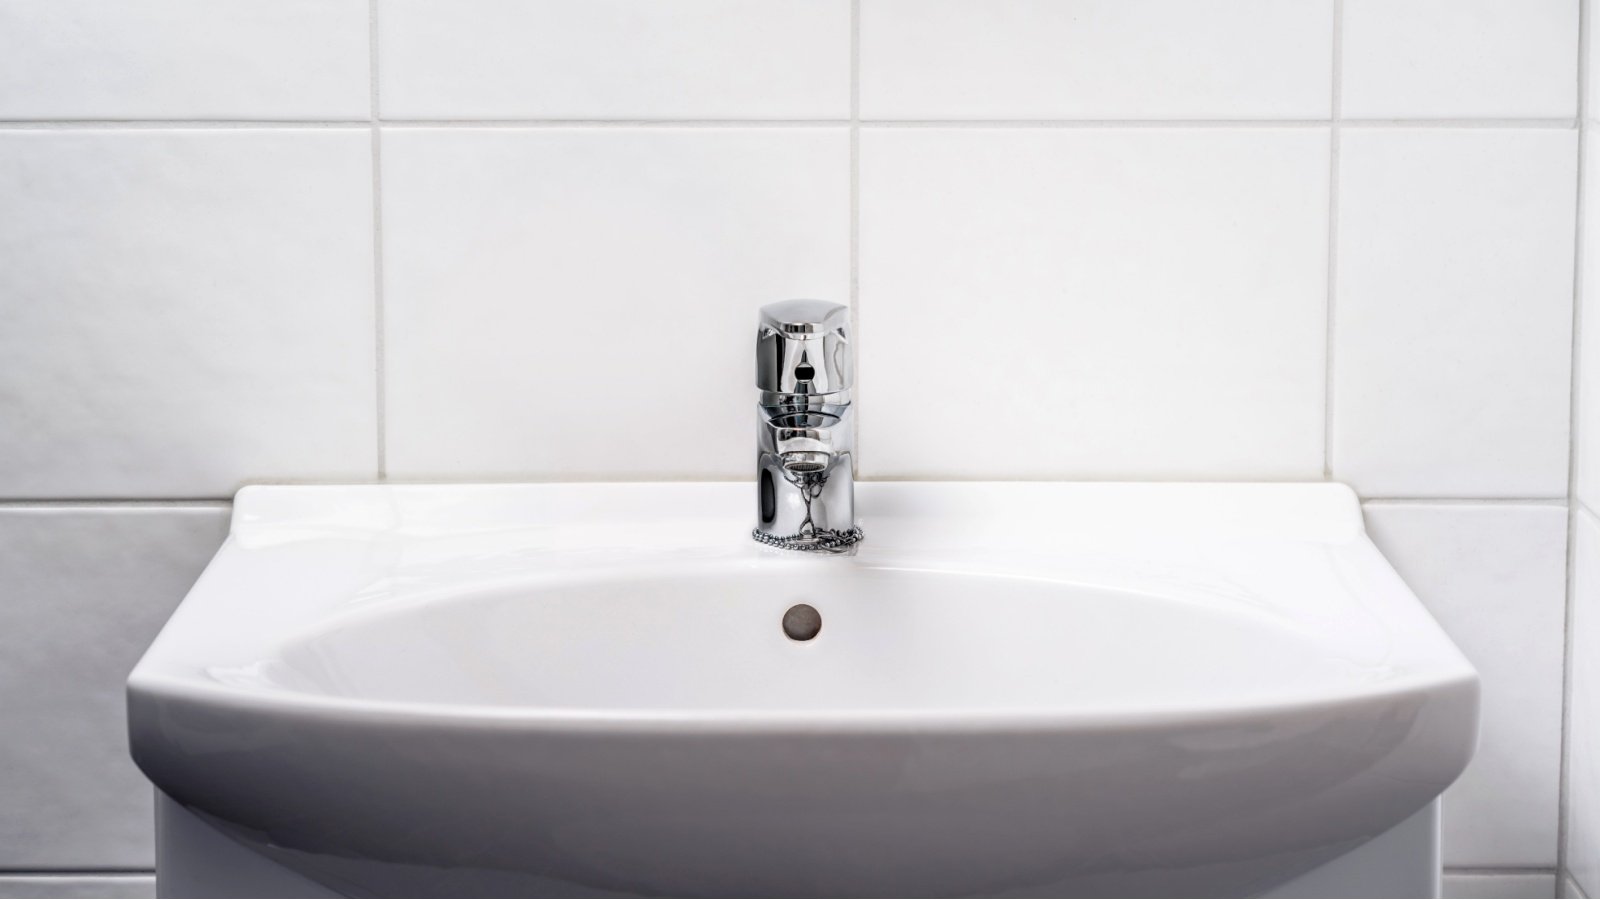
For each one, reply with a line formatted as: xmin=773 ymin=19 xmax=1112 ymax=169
xmin=750 ymin=526 xmax=864 ymax=554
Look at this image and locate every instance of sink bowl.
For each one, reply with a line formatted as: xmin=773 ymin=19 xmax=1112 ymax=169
xmin=128 ymin=483 xmax=1477 ymax=898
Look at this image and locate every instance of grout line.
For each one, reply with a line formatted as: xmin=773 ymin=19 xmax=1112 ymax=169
xmin=380 ymin=118 xmax=848 ymax=128
xmin=1442 ymin=866 xmax=1561 ymax=875
xmin=399 ymin=117 xmax=1570 ymax=129
xmin=1361 ymin=497 xmax=1571 ymax=506
xmin=370 ymin=0 xmax=387 ymax=480
xmin=0 ymin=120 xmax=369 ymax=129
xmin=849 ymin=0 xmax=861 ymax=476
xmin=851 ymin=119 xmax=1329 ymax=128
xmin=375 ymin=117 xmax=1579 ymax=130
xmin=1341 ymin=117 xmax=1579 ymax=129
xmin=1560 ymin=0 xmax=1590 ymax=888
xmin=0 ymin=500 xmax=231 ymax=509
xmin=861 ymin=118 xmax=1576 ymax=129
xmin=1323 ymin=0 xmax=1344 ymax=481
xmin=0 ymin=118 xmax=1578 ymax=132
xmin=0 ymin=870 xmax=156 ymax=877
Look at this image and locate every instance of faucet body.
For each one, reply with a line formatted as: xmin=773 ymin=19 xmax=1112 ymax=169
xmin=753 ymin=300 xmax=861 ymax=552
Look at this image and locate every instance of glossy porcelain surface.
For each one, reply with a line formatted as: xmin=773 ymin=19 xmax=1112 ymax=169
xmin=128 ymin=482 xmax=1478 ymax=897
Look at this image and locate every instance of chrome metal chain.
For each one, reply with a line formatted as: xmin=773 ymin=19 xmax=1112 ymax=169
xmin=750 ymin=526 xmax=864 ymax=553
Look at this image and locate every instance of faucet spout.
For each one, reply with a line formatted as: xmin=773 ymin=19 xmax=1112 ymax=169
xmin=752 ymin=300 xmax=861 ymax=553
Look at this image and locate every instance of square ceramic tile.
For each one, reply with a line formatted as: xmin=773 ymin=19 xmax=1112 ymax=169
xmin=381 ymin=127 xmax=849 ymax=479
xmin=1343 ymin=0 xmax=1578 ymax=119
xmin=0 ymin=129 xmax=379 ymax=498
xmin=1579 ymin=136 xmax=1600 ymax=513
xmin=1591 ymin=8 xmax=1600 ymax=123
xmin=1442 ymin=871 xmax=1558 ymax=899
xmin=378 ymin=0 xmax=849 ymax=119
xmin=0 ymin=508 xmax=229 ymax=868
xmin=1363 ymin=502 xmax=1568 ymax=867
xmin=0 ymin=0 xmax=369 ymax=119
xmin=1332 ymin=129 xmax=1576 ymax=498
xmin=859 ymin=0 xmax=1333 ymax=119
xmin=1566 ymin=873 xmax=1591 ymax=898
xmin=857 ymin=127 xmax=1328 ymax=479
xmin=1443 ymin=871 xmax=1559 ymax=899
xmin=0 ymin=876 xmax=154 ymax=899
xmin=1568 ymin=510 xmax=1600 ymax=896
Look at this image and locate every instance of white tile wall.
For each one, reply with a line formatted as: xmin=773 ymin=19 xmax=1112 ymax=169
xmin=382 ymin=127 xmax=849 ymax=479
xmin=1580 ymin=134 xmax=1600 ymax=514
xmin=1332 ymin=129 xmax=1577 ymax=498
xmin=1561 ymin=7 xmax=1600 ymax=896
xmin=1364 ymin=503 xmax=1568 ymax=867
xmin=379 ymin=0 xmax=850 ymax=120
xmin=1443 ymin=871 xmax=1559 ymax=899
xmin=0 ymin=0 xmax=370 ymax=120
xmin=858 ymin=127 xmax=1329 ymax=479
xmin=0 ymin=876 xmax=154 ymax=899
xmin=1569 ymin=510 xmax=1600 ymax=898
xmin=858 ymin=0 xmax=1334 ymax=120
xmin=1342 ymin=0 xmax=1578 ymax=119
xmin=0 ymin=130 xmax=379 ymax=498
xmin=0 ymin=0 xmax=1586 ymax=884
xmin=0 ymin=508 xmax=229 ymax=868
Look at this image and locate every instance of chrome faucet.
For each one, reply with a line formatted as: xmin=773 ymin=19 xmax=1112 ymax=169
xmin=752 ymin=300 xmax=862 ymax=553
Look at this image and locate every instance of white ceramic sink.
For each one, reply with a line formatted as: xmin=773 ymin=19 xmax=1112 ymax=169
xmin=128 ymin=483 xmax=1477 ymax=898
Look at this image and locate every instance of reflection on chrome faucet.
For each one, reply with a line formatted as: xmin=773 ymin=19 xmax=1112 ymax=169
xmin=752 ymin=299 xmax=862 ymax=553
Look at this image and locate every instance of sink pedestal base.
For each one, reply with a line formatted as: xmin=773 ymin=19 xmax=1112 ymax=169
xmin=155 ymin=793 xmax=1441 ymax=899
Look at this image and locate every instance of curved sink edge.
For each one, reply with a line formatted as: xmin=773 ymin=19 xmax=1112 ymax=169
xmin=128 ymin=670 xmax=1478 ymax=900
xmin=127 ymin=666 xmax=1479 ymax=737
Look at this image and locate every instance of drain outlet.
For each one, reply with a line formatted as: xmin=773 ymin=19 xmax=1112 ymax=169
xmin=783 ymin=604 xmax=822 ymax=641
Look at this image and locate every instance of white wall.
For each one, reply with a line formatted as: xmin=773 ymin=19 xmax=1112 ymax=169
xmin=1564 ymin=5 xmax=1600 ymax=898
xmin=0 ymin=2 xmax=1583 ymax=897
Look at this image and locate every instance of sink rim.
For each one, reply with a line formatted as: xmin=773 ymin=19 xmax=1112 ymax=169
xmin=128 ymin=481 xmax=1477 ymax=734
xmin=130 ymin=664 xmax=1475 ymax=735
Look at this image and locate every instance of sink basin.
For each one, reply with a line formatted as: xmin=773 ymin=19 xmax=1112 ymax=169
xmin=128 ymin=482 xmax=1477 ymax=898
